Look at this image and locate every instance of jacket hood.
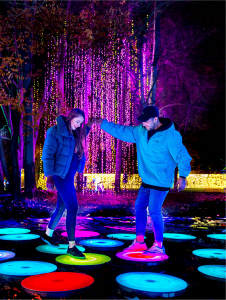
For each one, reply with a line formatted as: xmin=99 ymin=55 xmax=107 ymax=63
xmin=56 ymin=115 xmax=71 ymax=137
xmin=157 ymin=117 xmax=174 ymax=132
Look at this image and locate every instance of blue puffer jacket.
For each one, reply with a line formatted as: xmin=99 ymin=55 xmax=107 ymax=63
xmin=42 ymin=115 xmax=90 ymax=178
xmin=101 ymin=117 xmax=192 ymax=188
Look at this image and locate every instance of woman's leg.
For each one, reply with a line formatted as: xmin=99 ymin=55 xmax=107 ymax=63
xmin=48 ymin=191 xmax=66 ymax=233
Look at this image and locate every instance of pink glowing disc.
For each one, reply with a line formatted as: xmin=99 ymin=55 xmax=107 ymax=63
xmin=61 ymin=230 xmax=100 ymax=238
xmin=116 ymin=251 xmax=168 ymax=265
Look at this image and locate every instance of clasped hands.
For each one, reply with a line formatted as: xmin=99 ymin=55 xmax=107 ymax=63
xmin=87 ymin=117 xmax=103 ymax=127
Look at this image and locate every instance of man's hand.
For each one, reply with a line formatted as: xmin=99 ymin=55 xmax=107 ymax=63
xmin=95 ymin=117 xmax=103 ymax=126
xmin=46 ymin=175 xmax=55 ymax=190
xmin=87 ymin=117 xmax=95 ymax=128
xmin=176 ymin=177 xmax=187 ymax=192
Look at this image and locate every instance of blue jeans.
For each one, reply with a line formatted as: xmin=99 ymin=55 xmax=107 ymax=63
xmin=48 ymin=153 xmax=79 ymax=241
xmin=135 ymin=186 xmax=169 ymax=243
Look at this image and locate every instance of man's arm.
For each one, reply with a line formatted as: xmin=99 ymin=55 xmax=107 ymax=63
xmin=167 ymin=130 xmax=192 ymax=192
xmin=95 ymin=118 xmax=137 ymax=143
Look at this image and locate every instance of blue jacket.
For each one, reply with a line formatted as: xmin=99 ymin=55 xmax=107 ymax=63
xmin=101 ymin=118 xmax=192 ymax=188
xmin=42 ymin=115 xmax=90 ymax=178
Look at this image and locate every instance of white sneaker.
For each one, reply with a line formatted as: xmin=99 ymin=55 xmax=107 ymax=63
xmin=123 ymin=239 xmax=147 ymax=252
xmin=143 ymin=243 xmax=166 ymax=255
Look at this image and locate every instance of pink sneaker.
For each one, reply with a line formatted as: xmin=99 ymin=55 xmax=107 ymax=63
xmin=143 ymin=243 xmax=166 ymax=255
xmin=123 ymin=239 xmax=147 ymax=252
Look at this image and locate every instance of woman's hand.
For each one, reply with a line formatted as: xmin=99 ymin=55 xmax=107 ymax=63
xmin=87 ymin=117 xmax=95 ymax=128
xmin=46 ymin=175 xmax=55 ymax=190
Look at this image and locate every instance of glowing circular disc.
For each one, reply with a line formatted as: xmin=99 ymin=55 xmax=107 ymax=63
xmin=193 ymin=249 xmax=226 ymax=261
xmin=0 ymin=228 xmax=30 ymax=235
xmin=0 ymin=261 xmax=57 ymax=277
xmin=0 ymin=234 xmax=40 ymax=241
xmin=116 ymin=251 xmax=168 ymax=265
xmin=0 ymin=250 xmax=15 ymax=261
xmin=163 ymin=233 xmax=196 ymax=242
xmin=207 ymin=234 xmax=226 ymax=241
xmin=198 ymin=265 xmax=226 ymax=281
xmin=61 ymin=230 xmax=100 ymax=238
xmin=79 ymin=239 xmax=124 ymax=250
xmin=107 ymin=234 xmax=146 ymax=241
xmin=56 ymin=253 xmax=111 ymax=266
xmin=36 ymin=244 xmax=85 ymax=255
xmin=21 ymin=272 xmax=94 ymax=298
xmin=116 ymin=272 xmax=187 ymax=298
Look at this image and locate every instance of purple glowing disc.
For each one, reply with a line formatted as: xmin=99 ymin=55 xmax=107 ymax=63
xmin=0 ymin=250 xmax=15 ymax=261
xmin=61 ymin=230 xmax=100 ymax=238
xmin=116 ymin=251 xmax=168 ymax=265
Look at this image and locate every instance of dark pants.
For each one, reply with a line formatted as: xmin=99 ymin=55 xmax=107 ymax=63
xmin=48 ymin=153 xmax=78 ymax=241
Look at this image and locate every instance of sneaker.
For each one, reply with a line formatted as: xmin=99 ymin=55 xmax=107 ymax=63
xmin=143 ymin=243 xmax=166 ymax=255
xmin=123 ymin=239 xmax=147 ymax=252
xmin=40 ymin=233 xmax=59 ymax=248
xmin=67 ymin=245 xmax=86 ymax=259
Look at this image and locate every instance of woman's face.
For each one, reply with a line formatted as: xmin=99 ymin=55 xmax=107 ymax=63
xmin=71 ymin=115 xmax=84 ymax=130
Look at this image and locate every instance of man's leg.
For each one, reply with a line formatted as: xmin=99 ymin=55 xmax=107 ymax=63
xmin=123 ymin=186 xmax=149 ymax=251
xmin=144 ymin=189 xmax=168 ymax=254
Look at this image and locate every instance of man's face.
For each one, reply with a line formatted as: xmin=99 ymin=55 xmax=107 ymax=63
xmin=142 ymin=117 xmax=158 ymax=131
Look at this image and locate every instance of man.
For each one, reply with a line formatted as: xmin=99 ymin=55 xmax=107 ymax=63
xmin=95 ymin=106 xmax=192 ymax=255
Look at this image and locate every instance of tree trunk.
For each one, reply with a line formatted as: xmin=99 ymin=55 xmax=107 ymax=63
xmin=115 ymin=47 xmax=127 ymax=193
xmin=0 ymin=159 xmax=4 ymax=192
xmin=0 ymin=136 xmax=11 ymax=184
xmin=11 ymin=110 xmax=22 ymax=199
xmin=57 ymin=35 xmax=65 ymax=115
xmin=139 ymin=34 xmax=145 ymax=108
xmin=149 ymin=2 xmax=161 ymax=106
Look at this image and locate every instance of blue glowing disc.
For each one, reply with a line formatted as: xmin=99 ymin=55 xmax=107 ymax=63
xmin=0 ymin=228 xmax=30 ymax=235
xmin=193 ymin=249 xmax=226 ymax=261
xmin=0 ymin=234 xmax=40 ymax=241
xmin=107 ymin=234 xmax=146 ymax=241
xmin=207 ymin=234 xmax=226 ymax=241
xmin=36 ymin=244 xmax=85 ymax=255
xmin=79 ymin=239 xmax=124 ymax=250
xmin=198 ymin=265 xmax=226 ymax=281
xmin=163 ymin=233 xmax=196 ymax=242
xmin=0 ymin=261 xmax=57 ymax=277
xmin=0 ymin=250 xmax=15 ymax=261
xmin=116 ymin=272 xmax=187 ymax=298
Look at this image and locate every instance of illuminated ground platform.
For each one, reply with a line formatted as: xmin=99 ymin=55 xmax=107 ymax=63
xmin=198 ymin=265 xmax=226 ymax=281
xmin=192 ymin=248 xmax=226 ymax=263
xmin=55 ymin=253 xmax=111 ymax=270
xmin=36 ymin=244 xmax=85 ymax=255
xmin=0 ymin=228 xmax=30 ymax=235
xmin=116 ymin=251 xmax=169 ymax=266
xmin=116 ymin=272 xmax=187 ymax=298
xmin=163 ymin=233 xmax=196 ymax=242
xmin=0 ymin=250 xmax=15 ymax=262
xmin=107 ymin=233 xmax=146 ymax=241
xmin=79 ymin=239 xmax=124 ymax=251
xmin=21 ymin=272 xmax=94 ymax=298
xmin=0 ymin=261 xmax=57 ymax=279
xmin=61 ymin=230 xmax=100 ymax=238
xmin=0 ymin=234 xmax=40 ymax=242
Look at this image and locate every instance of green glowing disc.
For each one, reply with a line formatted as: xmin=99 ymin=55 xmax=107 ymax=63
xmin=56 ymin=253 xmax=111 ymax=266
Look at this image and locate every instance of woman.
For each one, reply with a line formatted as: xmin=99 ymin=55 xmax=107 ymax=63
xmin=41 ymin=108 xmax=94 ymax=259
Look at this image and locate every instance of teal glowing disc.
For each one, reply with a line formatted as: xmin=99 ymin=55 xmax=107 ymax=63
xmin=0 ymin=228 xmax=30 ymax=235
xmin=79 ymin=239 xmax=124 ymax=250
xmin=56 ymin=253 xmax=111 ymax=266
xmin=198 ymin=265 xmax=226 ymax=281
xmin=163 ymin=233 xmax=196 ymax=242
xmin=0 ymin=261 xmax=57 ymax=277
xmin=193 ymin=249 xmax=226 ymax=261
xmin=0 ymin=250 xmax=15 ymax=261
xmin=107 ymin=234 xmax=146 ymax=241
xmin=36 ymin=244 xmax=85 ymax=255
xmin=207 ymin=234 xmax=226 ymax=241
xmin=0 ymin=234 xmax=40 ymax=241
xmin=116 ymin=272 xmax=187 ymax=298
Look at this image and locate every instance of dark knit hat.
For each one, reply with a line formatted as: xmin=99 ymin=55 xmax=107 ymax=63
xmin=137 ymin=106 xmax=159 ymax=122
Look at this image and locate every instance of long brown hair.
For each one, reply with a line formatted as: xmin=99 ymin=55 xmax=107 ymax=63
xmin=66 ymin=108 xmax=87 ymax=160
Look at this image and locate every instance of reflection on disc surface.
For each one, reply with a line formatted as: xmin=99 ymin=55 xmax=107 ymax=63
xmin=116 ymin=272 xmax=187 ymax=295
xmin=207 ymin=234 xmax=226 ymax=240
xmin=36 ymin=244 xmax=85 ymax=255
xmin=0 ymin=228 xmax=30 ymax=235
xmin=198 ymin=265 xmax=226 ymax=280
xmin=107 ymin=234 xmax=146 ymax=241
xmin=0 ymin=234 xmax=40 ymax=241
xmin=0 ymin=250 xmax=15 ymax=261
xmin=79 ymin=239 xmax=124 ymax=248
xmin=116 ymin=251 xmax=168 ymax=262
xmin=193 ymin=248 xmax=226 ymax=260
xmin=0 ymin=261 xmax=57 ymax=276
xmin=61 ymin=230 xmax=99 ymax=238
xmin=56 ymin=253 xmax=111 ymax=266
